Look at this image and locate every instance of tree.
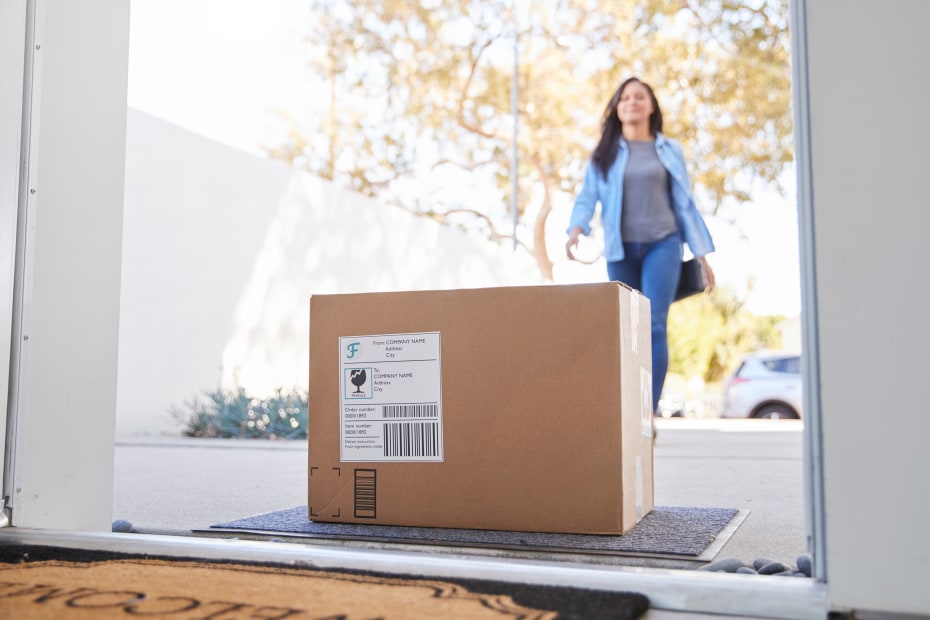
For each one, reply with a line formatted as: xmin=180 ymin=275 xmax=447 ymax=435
xmin=270 ymin=0 xmax=792 ymax=280
xmin=668 ymin=286 xmax=784 ymax=383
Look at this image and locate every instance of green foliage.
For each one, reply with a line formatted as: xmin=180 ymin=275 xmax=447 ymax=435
xmin=172 ymin=386 xmax=308 ymax=439
xmin=668 ymin=286 xmax=784 ymax=383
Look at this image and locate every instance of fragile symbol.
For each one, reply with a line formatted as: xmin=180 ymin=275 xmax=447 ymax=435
xmin=350 ymin=369 xmax=367 ymax=393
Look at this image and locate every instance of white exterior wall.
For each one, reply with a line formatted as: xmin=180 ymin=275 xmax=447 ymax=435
xmin=117 ymin=110 xmax=540 ymax=437
xmin=4 ymin=0 xmax=129 ymax=530
xmin=801 ymin=1 xmax=930 ymax=614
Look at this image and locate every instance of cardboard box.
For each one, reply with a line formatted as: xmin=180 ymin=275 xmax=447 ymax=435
xmin=307 ymin=283 xmax=654 ymax=534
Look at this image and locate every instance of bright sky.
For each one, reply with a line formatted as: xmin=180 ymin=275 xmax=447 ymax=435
xmin=127 ymin=0 xmax=802 ymax=317
xmin=128 ymin=0 xmax=316 ymax=154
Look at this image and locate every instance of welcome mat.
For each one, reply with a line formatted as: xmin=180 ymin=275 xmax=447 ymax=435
xmin=207 ymin=505 xmax=742 ymax=559
xmin=0 ymin=545 xmax=649 ymax=619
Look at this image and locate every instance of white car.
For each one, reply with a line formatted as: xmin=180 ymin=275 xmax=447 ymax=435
xmin=721 ymin=352 xmax=803 ymax=419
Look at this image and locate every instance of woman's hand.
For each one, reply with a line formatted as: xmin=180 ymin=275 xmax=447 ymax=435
xmin=566 ymin=227 xmax=584 ymax=260
xmin=699 ymin=256 xmax=716 ymax=293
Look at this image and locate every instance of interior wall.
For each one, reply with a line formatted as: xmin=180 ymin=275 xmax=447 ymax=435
xmin=6 ymin=0 xmax=130 ymax=530
xmin=804 ymin=0 xmax=930 ymax=614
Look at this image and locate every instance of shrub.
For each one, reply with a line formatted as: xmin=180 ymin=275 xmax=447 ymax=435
xmin=172 ymin=386 xmax=308 ymax=439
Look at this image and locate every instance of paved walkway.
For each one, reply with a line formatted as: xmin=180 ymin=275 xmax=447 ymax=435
xmin=113 ymin=418 xmax=808 ymax=568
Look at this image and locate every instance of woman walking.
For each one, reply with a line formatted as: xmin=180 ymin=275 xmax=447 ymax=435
xmin=566 ymin=77 xmax=716 ymax=415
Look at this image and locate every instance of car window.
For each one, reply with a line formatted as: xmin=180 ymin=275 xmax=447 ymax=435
xmin=762 ymin=356 xmax=801 ymax=374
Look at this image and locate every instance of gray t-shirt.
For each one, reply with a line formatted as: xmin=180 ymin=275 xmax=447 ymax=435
xmin=620 ymin=140 xmax=679 ymax=243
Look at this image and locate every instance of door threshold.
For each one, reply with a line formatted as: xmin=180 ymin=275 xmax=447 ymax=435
xmin=0 ymin=528 xmax=827 ymax=620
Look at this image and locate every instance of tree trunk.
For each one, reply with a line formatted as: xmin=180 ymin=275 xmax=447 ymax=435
xmin=533 ymin=180 xmax=555 ymax=281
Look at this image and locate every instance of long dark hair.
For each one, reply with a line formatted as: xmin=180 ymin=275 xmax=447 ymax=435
xmin=591 ymin=77 xmax=663 ymax=178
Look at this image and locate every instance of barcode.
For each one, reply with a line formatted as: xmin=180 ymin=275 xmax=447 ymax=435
xmin=382 ymin=404 xmax=438 ymax=419
xmin=354 ymin=469 xmax=376 ymax=518
xmin=384 ymin=422 xmax=440 ymax=457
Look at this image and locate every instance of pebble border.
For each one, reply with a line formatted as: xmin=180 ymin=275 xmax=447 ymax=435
xmin=699 ymin=554 xmax=813 ymax=578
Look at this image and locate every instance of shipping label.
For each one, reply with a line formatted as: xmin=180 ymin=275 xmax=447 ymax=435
xmin=339 ymin=332 xmax=443 ymax=462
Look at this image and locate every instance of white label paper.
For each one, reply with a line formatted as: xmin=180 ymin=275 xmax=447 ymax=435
xmin=339 ymin=332 xmax=443 ymax=462
xmin=641 ymin=367 xmax=653 ymax=438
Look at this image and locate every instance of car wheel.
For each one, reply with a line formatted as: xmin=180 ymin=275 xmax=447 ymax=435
xmin=753 ymin=404 xmax=799 ymax=420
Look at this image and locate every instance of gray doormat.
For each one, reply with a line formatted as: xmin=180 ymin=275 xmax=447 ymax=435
xmin=207 ymin=505 xmax=743 ymax=559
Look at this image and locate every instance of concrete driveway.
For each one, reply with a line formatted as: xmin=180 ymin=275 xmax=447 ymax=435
xmin=112 ymin=418 xmax=807 ymax=568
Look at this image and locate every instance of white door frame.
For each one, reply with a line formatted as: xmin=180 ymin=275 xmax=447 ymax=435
xmin=2 ymin=0 xmax=126 ymax=531
xmin=21 ymin=0 xmax=922 ymax=617
xmin=0 ymin=0 xmax=30 ymax=523
xmin=789 ymin=0 xmax=827 ymax=582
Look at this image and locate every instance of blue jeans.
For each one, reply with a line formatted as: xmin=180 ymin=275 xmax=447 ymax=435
xmin=607 ymin=234 xmax=683 ymax=412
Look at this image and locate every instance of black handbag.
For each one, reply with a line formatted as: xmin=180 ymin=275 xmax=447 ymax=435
xmin=674 ymin=258 xmax=707 ymax=301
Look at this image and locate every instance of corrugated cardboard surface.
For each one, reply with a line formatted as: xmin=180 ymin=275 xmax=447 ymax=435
xmin=308 ymin=283 xmax=654 ymax=534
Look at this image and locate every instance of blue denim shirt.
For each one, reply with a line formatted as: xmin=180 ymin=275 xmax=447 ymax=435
xmin=568 ymin=133 xmax=715 ymax=262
